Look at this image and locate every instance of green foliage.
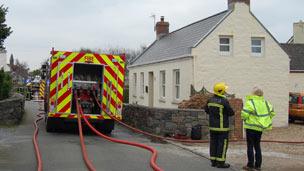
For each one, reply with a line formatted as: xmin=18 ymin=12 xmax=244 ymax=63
xmin=123 ymin=85 xmax=129 ymax=103
xmin=0 ymin=5 xmax=12 ymax=50
xmin=0 ymin=69 xmax=12 ymax=100
xmin=29 ymin=69 xmax=41 ymax=77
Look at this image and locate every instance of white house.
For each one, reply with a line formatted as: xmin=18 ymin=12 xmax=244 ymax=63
xmin=129 ymin=0 xmax=290 ymax=127
xmin=281 ymin=20 xmax=304 ymax=93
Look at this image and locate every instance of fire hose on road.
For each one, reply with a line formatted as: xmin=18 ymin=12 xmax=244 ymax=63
xmin=93 ymin=95 xmax=304 ymax=144
xmin=75 ymin=94 xmax=163 ymax=171
xmin=33 ymin=112 xmax=44 ymax=171
xmin=32 ymin=97 xmax=304 ymax=171
xmin=76 ymin=97 xmax=96 ymax=171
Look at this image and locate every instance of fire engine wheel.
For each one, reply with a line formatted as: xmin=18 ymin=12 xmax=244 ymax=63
xmin=46 ymin=118 xmax=64 ymax=132
xmin=97 ymin=120 xmax=114 ymax=135
xmin=288 ymin=116 xmax=295 ymax=123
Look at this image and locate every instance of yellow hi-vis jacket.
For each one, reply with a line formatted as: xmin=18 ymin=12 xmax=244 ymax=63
xmin=241 ymin=95 xmax=275 ymax=132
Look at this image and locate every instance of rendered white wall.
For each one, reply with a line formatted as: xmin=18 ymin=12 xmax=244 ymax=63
xmin=129 ymin=57 xmax=193 ymax=108
xmin=289 ymin=73 xmax=304 ymax=92
xmin=192 ymin=3 xmax=290 ymax=127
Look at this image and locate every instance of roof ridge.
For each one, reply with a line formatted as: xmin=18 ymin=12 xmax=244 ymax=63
xmin=169 ymin=10 xmax=229 ymax=35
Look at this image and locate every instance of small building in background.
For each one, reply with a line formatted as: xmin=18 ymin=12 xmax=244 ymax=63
xmin=281 ymin=20 xmax=304 ymax=93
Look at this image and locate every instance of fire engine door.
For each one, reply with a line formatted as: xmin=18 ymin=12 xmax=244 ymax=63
xmin=54 ymin=62 xmax=73 ymax=114
xmin=103 ymin=65 xmax=119 ymax=118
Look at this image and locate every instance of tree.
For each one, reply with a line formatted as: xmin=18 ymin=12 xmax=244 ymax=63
xmin=0 ymin=5 xmax=12 ymax=50
xmin=9 ymin=53 xmax=14 ymax=66
xmin=29 ymin=69 xmax=41 ymax=77
xmin=0 ymin=68 xmax=12 ymax=100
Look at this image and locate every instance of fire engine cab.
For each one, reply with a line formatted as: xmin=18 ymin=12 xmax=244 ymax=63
xmin=44 ymin=49 xmax=125 ymax=133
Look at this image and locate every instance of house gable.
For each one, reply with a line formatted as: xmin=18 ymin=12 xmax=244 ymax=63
xmin=191 ymin=2 xmax=289 ymax=127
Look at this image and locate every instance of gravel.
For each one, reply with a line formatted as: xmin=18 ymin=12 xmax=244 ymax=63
xmin=172 ymin=123 xmax=304 ymax=171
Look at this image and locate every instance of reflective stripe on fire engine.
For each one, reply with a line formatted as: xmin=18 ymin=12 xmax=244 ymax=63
xmin=49 ymin=51 xmax=125 ymax=119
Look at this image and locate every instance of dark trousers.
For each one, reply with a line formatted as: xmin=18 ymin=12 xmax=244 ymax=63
xmin=246 ymin=129 xmax=262 ymax=168
xmin=210 ymin=131 xmax=229 ymax=164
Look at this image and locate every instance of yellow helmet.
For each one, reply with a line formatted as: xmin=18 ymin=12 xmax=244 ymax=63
xmin=213 ymin=82 xmax=228 ymax=96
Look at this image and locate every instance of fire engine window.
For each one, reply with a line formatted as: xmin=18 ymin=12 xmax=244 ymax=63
xmin=73 ymin=63 xmax=103 ymax=81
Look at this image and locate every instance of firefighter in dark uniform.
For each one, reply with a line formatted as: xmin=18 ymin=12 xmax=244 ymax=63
xmin=204 ymin=82 xmax=234 ymax=168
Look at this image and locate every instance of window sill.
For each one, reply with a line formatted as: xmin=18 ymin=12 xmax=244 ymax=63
xmin=171 ymin=99 xmax=181 ymax=104
xmin=251 ymin=53 xmax=263 ymax=57
xmin=159 ymin=98 xmax=166 ymax=103
xmin=219 ymin=52 xmax=231 ymax=56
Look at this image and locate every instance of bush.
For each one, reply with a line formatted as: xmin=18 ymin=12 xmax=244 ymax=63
xmin=0 ymin=69 xmax=12 ymax=100
xmin=123 ymin=85 xmax=129 ymax=103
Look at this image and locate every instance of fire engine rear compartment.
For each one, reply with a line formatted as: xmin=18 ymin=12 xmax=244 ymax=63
xmin=71 ymin=63 xmax=104 ymax=115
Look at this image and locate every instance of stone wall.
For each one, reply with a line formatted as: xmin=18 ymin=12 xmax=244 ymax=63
xmin=0 ymin=93 xmax=25 ymax=125
xmin=122 ymin=104 xmax=242 ymax=140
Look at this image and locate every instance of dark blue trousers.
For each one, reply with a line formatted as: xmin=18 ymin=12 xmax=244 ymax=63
xmin=246 ymin=129 xmax=262 ymax=168
xmin=210 ymin=131 xmax=229 ymax=164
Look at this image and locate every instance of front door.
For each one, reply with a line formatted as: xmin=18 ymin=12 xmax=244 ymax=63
xmin=148 ymin=72 xmax=154 ymax=107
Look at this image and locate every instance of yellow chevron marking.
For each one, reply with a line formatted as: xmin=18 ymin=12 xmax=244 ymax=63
xmin=58 ymin=52 xmax=78 ymax=71
xmin=57 ymin=67 xmax=73 ymax=98
xmin=113 ymin=55 xmax=125 ymax=70
xmin=51 ymin=52 xmax=78 ymax=79
xmin=60 ymin=114 xmax=69 ymax=118
xmin=104 ymin=71 xmax=123 ymax=95
xmin=102 ymin=81 xmax=120 ymax=105
xmin=50 ymin=51 xmax=65 ymax=77
xmin=90 ymin=115 xmax=98 ymax=119
xmin=50 ymin=52 xmax=75 ymax=98
xmin=101 ymin=55 xmax=124 ymax=82
xmin=57 ymin=93 xmax=72 ymax=113
xmin=102 ymin=99 xmax=120 ymax=118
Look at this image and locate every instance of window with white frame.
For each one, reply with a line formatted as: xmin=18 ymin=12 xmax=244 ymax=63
xmin=140 ymin=72 xmax=144 ymax=96
xmin=132 ymin=73 xmax=137 ymax=97
xmin=251 ymin=37 xmax=264 ymax=56
xmin=173 ymin=69 xmax=180 ymax=100
xmin=219 ymin=36 xmax=232 ymax=55
xmin=160 ymin=71 xmax=166 ymax=98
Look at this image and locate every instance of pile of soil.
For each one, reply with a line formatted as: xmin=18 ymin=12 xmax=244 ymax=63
xmin=178 ymin=94 xmax=213 ymax=109
xmin=178 ymin=93 xmax=243 ymax=111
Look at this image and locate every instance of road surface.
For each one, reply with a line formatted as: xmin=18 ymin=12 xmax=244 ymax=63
xmin=0 ymin=101 xmax=235 ymax=171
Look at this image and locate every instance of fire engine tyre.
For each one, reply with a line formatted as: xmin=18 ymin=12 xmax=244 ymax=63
xmin=289 ymin=117 xmax=295 ymax=123
xmin=46 ymin=117 xmax=64 ymax=132
xmin=98 ymin=120 xmax=114 ymax=135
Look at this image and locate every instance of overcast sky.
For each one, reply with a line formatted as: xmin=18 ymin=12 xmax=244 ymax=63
xmin=1 ymin=0 xmax=304 ymax=70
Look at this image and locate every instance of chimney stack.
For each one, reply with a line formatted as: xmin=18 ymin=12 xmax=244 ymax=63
xmin=228 ymin=0 xmax=250 ymax=10
xmin=155 ymin=16 xmax=169 ymax=40
xmin=293 ymin=20 xmax=304 ymax=44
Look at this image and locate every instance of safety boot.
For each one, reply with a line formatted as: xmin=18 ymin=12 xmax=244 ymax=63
xmin=211 ymin=160 xmax=217 ymax=167
xmin=242 ymin=166 xmax=254 ymax=171
xmin=254 ymin=167 xmax=261 ymax=171
xmin=217 ymin=163 xmax=230 ymax=168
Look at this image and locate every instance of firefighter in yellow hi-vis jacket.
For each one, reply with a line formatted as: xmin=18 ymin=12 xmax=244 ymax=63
xmin=204 ymin=82 xmax=234 ymax=168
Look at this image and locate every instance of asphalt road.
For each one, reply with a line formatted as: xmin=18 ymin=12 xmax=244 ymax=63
xmin=0 ymin=101 xmax=234 ymax=171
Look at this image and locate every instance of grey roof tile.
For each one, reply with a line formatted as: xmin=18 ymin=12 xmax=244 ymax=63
xmin=131 ymin=10 xmax=230 ymax=67
xmin=280 ymin=43 xmax=304 ymax=71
